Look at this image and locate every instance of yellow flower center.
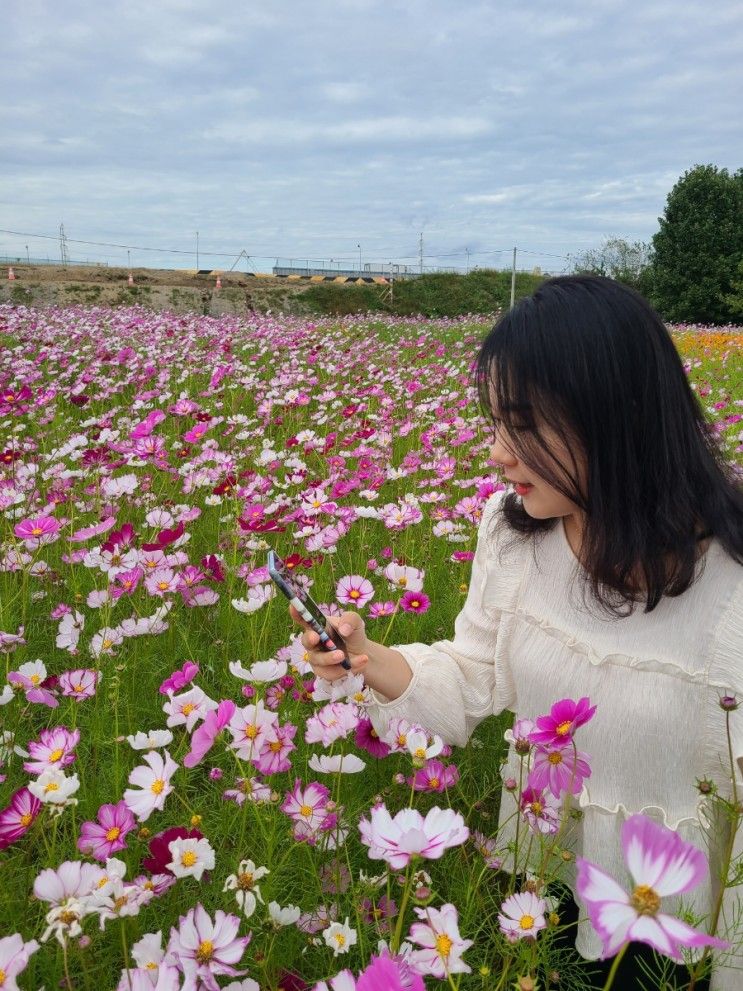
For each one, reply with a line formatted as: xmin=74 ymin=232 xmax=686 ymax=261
xmin=547 ymin=752 xmax=563 ymax=765
xmin=181 ymin=703 xmax=195 ymax=716
xmin=146 ymin=961 xmax=158 ymax=970
xmin=410 ymin=599 xmax=420 ymax=608
xmin=31 ymin=526 xmax=43 ymax=535
xmin=520 ymin=914 xmax=535 ymax=930
xmin=244 ymin=724 xmax=258 ymax=739
xmin=181 ymin=850 xmax=198 ymax=867
xmin=196 ymin=940 xmax=214 ymax=963
xmin=150 ymin=779 xmax=165 ymax=795
xmin=350 ymin=589 xmax=360 ymax=598
xmin=530 ymin=801 xmax=543 ymax=815
xmin=30 ymin=674 xmax=41 ymax=685
xmin=556 ymin=720 xmax=572 ymax=736
xmin=45 ymin=781 xmax=60 ymax=793
xmin=414 ymin=747 xmax=426 ymax=759
xmin=105 ymin=827 xmax=121 ymax=842
xmin=435 ymin=933 xmax=453 ymax=958
xmin=397 ymin=734 xmax=407 ymax=747
xmin=0 ymin=968 xmax=6 ymax=985
xmin=49 ymin=748 xmax=64 ymax=763
xmin=269 ymin=740 xmax=283 ymax=753
xmin=631 ymin=884 xmax=661 ymax=915
xmin=429 ymin=777 xmax=440 ymax=788
xmin=237 ymin=871 xmax=254 ymax=890
xmin=102 ymin=638 xmax=113 ymax=650
xmin=397 ymin=577 xmax=407 ymax=587
xmin=20 ymin=813 xmax=33 ymax=827
xmin=157 ymin=581 xmax=169 ymax=590
xmin=334 ymin=933 xmax=346 ymax=947
xmin=73 ymin=683 xmax=84 ymax=693
xmin=114 ymin=895 xmax=129 ymax=910
xmin=300 ymin=804 xmax=313 ymax=817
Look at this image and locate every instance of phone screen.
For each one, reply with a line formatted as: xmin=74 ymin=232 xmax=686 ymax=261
xmin=268 ymin=550 xmax=351 ymax=670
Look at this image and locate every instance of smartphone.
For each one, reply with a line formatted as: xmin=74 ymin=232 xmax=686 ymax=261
xmin=267 ymin=550 xmax=352 ymax=670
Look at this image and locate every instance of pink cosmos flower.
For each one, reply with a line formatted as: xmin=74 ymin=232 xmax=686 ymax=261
xmin=14 ymin=515 xmax=61 ymax=544
xmin=407 ymin=903 xmax=473 ymax=978
xmin=164 ymin=686 xmax=217 ymax=733
xmin=0 ymin=933 xmax=40 ymax=988
xmin=0 ymin=787 xmax=42 ymax=849
xmin=498 ymin=891 xmax=548 ymax=940
xmin=336 ymin=574 xmax=375 ymax=608
xmin=359 ymin=805 xmax=469 ymax=869
xmin=576 ymin=814 xmax=729 ymax=962
xmin=527 ymin=743 xmax=592 ymax=799
xmin=166 ymin=904 xmax=250 ymax=986
xmin=58 ymin=669 xmax=100 ymax=701
xmin=281 ymin=780 xmax=335 ymax=838
xmin=367 ymin=601 xmax=396 ymax=618
xmin=110 ymin=566 xmax=144 ymax=599
xmin=399 ymin=590 xmax=431 ymax=614
xmin=78 ymin=800 xmax=136 ymax=860
xmin=183 ymin=699 xmax=236 ymax=768
xmin=228 ymin=700 xmax=279 ymax=759
xmin=314 ymin=955 xmax=425 ymax=991
xmin=519 ymin=785 xmax=561 ymax=835
xmin=408 ymin=759 xmax=460 ymax=793
xmin=528 ymin=696 xmax=597 ymax=747
xmin=69 ymin=516 xmax=116 ymax=542
xmin=253 ymin=723 xmax=298 ymax=775
xmin=305 ymin=702 xmax=359 ymax=746
xmin=159 ymin=660 xmax=200 ymax=696
xmin=23 ymin=726 xmax=80 ymax=775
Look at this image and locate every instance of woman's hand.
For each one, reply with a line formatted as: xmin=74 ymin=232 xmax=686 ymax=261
xmin=289 ymin=604 xmax=369 ymax=682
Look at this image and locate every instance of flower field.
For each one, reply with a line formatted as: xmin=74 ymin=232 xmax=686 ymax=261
xmin=0 ymin=303 xmax=741 ymax=990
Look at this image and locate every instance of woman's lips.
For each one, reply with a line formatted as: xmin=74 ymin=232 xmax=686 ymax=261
xmin=514 ymin=482 xmax=533 ymax=496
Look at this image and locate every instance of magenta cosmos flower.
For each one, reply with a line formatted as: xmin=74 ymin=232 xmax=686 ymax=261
xmin=314 ymin=955 xmax=425 ymax=991
xmin=408 ymin=759 xmax=460 ymax=793
xmin=527 ymin=742 xmax=591 ymax=799
xmin=0 ymin=787 xmax=42 ymax=849
xmin=359 ymin=805 xmax=468 ymax=869
xmin=166 ymin=904 xmax=250 ymax=985
xmin=13 ymin=515 xmax=61 ymax=543
xmin=528 ymin=696 xmax=597 ymax=747
xmin=354 ymin=718 xmax=391 ymax=758
xmin=576 ymin=814 xmax=729 ymax=961
xmin=400 ymin=590 xmax=431 ymax=614
xmin=77 ymin=800 xmax=136 ymax=861
xmin=23 ymin=726 xmax=80 ymax=775
xmin=159 ymin=661 xmax=200 ymax=696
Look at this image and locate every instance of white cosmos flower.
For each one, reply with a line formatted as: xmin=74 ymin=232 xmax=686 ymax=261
xmin=102 ymin=474 xmax=138 ymax=497
xmin=126 ymin=729 xmax=174 ymax=751
xmin=0 ymin=685 xmax=13 ymax=705
xmin=28 ymin=768 xmax=80 ymax=806
xmin=228 ymin=659 xmax=287 ymax=683
xmin=405 ymin=728 xmax=444 ymax=764
xmin=323 ymin=918 xmax=357 ymax=956
xmin=308 ymin=754 xmax=366 ymax=774
xmin=166 ymin=837 xmax=215 ymax=881
xmin=268 ymin=901 xmax=301 ymax=927
xmin=223 ymin=859 xmax=269 ymax=919
xmin=56 ymin=611 xmax=85 ymax=651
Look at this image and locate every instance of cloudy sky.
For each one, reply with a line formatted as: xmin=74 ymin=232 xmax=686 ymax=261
xmin=1 ymin=0 xmax=741 ymax=275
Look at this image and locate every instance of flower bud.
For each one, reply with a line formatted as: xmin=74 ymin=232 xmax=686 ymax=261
xmin=720 ymin=694 xmax=740 ymax=711
xmin=504 ymin=777 xmax=518 ymax=791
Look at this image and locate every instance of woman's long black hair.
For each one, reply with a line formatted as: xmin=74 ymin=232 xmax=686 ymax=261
xmin=475 ymin=275 xmax=743 ymax=614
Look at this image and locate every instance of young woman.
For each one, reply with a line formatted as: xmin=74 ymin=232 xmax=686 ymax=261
xmin=291 ymin=276 xmax=743 ymax=989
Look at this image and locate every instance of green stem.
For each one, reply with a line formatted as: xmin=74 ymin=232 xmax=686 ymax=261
xmin=602 ymin=943 xmax=628 ymax=991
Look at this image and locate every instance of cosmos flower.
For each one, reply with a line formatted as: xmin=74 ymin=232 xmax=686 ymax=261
xmin=576 ymin=814 xmax=729 ymax=961
xmin=528 ymin=696 xmax=597 ymax=747
xmin=407 ymin=903 xmax=472 ymax=978
xmin=122 ymin=750 xmax=178 ymax=822
xmin=336 ymin=574 xmax=375 ymax=608
xmin=359 ymin=805 xmax=468 ymax=869
xmin=165 ymin=905 xmax=250 ymax=985
xmin=498 ymin=891 xmax=548 ymax=940
xmin=78 ymin=800 xmax=136 ymax=860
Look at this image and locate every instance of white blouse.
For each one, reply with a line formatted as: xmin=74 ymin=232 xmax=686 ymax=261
xmin=368 ymin=492 xmax=743 ymax=989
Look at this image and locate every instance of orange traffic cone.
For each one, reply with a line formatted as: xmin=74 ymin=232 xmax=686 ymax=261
xmin=215 ymin=276 xmax=222 ymax=289
xmin=128 ymin=273 xmax=134 ymax=286
xmin=8 ymin=267 xmax=16 ymax=281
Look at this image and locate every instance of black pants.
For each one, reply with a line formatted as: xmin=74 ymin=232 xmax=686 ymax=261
xmin=554 ymin=883 xmax=711 ymax=990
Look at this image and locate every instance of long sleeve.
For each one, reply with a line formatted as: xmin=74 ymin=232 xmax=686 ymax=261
xmin=367 ymin=491 xmax=524 ymax=747
xmin=708 ymin=584 xmax=743 ymax=991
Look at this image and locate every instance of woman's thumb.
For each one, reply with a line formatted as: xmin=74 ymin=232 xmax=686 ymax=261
xmin=337 ymin=613 xmax=360 ymax=637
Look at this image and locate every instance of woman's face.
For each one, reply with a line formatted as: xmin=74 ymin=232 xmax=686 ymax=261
xmin=488 ymin=417 xmax=585 ymax=522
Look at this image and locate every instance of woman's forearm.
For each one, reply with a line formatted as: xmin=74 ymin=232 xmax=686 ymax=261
xmin=361 ymin=638 xmax=413 ymax=701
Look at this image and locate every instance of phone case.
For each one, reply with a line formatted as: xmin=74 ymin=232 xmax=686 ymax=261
xmin=267 ymin=550 xmax=352 ymax=670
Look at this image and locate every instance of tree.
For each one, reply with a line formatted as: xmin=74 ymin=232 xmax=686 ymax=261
xmin=650 ymin=164 xmax=743 ymax=324
xmin=570 ymin=237 xmax=653 ymax=292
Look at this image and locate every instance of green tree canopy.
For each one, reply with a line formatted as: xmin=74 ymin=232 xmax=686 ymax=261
xmin=650 ymin=164 xmax=743 ymax=324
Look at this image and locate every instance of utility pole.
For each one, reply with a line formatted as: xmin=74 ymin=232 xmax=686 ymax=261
xmin=127 ymin=250 xmax=131 ymax=271
xmin=196 ymin=231 xmax=199 ymax=270
xmin=419 ymin=232 xmax=423 ymax=274
xmin=510 ymin=246 xmax=517 ymax=308
xmin=25 ymin=245 xmax=29 ymax=264
xmin=357 ymin=243 xmax=362 ymax=275
xmin=389 ymin=263 xmax=394 ymax=304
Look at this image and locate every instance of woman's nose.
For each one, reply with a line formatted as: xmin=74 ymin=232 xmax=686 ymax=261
xmin=489 ymin=434 xmax=518 ymax=467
